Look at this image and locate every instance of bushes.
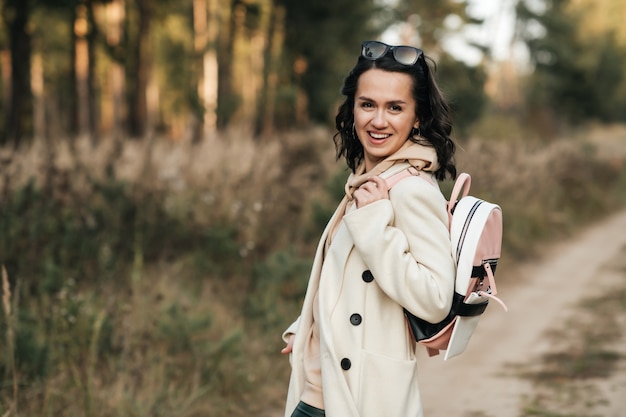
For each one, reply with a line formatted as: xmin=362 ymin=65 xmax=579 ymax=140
xmin=0 ymin=156 xmax=253 ymax=416
xmin=246 ymin=249 xmax=312 ymax=330
xmin=0 ymin=176 xmax=244 ymax=292
xmin=1 ymin=128 xmax=626 ymax=416
xmin=455 ymin=138 xmax=626 ymax=259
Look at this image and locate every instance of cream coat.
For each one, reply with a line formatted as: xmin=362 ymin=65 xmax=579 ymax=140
xmin=283 ymin=170 xmax=456 ymax=417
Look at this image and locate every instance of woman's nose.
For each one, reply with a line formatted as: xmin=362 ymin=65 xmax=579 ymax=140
xmin=371 ymin=110 xmax=388 ymax=128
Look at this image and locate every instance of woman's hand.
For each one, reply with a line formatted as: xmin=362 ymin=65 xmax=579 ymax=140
xmin=281 ymin=334 xmax=295 ymax=354
xmin=353 ymin=176 xmax=389 ymax=208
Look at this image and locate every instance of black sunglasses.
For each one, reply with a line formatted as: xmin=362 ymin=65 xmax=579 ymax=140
xmin=361 ymin=41 xmax=424 ymax=66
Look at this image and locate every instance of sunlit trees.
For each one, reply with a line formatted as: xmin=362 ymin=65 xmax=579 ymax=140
xmin=0 ymin=0 xmax=494 ymax=145
xmin=516 ymin=0 xmax=626 ymax=128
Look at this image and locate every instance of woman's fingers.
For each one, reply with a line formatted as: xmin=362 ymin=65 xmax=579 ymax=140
xmin=354 ymin=176 xmax=389 ymax=208
xmin=368 ymin=175 xmax=389 ymax=193
xmin=281 ymin=334 xmax=295 ymax=354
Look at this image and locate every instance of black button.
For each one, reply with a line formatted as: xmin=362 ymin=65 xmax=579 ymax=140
xmin=362 ymin=270 xmax=374 ymax=282
xmin=340 ymin=358 xmax=351 ymax=370
xmin=350 ymin=313 xmax=362 ymax=326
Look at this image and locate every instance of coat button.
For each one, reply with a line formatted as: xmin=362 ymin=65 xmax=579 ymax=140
xmin=362 ymin=270 xmax=374 ymax=282
xmin=350 ymin=313 xmax=362 ymax=326
xmin=340 ymin=358 xmax=351 ymax=370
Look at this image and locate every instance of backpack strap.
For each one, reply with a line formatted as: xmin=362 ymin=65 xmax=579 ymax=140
xmin=384 ymin=166 xmax=435 ymax=190
xmin=476 ymin=262 xmax=508 ymax=312
xmin=388 ymin=170 xmax=471 ymax=230
xmin=447 ymin=173 xmax=471 ymax=225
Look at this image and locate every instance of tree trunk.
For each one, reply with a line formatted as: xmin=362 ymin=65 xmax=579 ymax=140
xmin=258 ymin=5 xmax=285 ymax=137
xmin=0 ymin=49 xmax=10 ymax=119
xmin=2 ymin=0 xmax=32 ymax=146
xmin=229 ymin=3 xmax=249 ymax=130
xmin=127 ymin=0 xmax=152 ymax=138
xmin=31 ymin=51 xmax=45 ymax=140
xmin=74 ymin=2 xmax=91 ymax=139
xmin=193 ymin=0 xmax=219 ymax=140
xmin=216 ymin=0 xmax=233 ymax=129
xmin=86 ymin=0 xmax=99 ymax=142
xmin=230 ymin=1 xmax=270 ymax=134
xmin=99 ymin=0 xmax=125 ymax=138
xmin=204 ymin=0 xmax=219 ymax=137
xmin=145 ymin=64 xmax=159 ymax=137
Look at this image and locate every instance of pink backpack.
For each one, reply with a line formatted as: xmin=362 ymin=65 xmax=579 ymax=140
xmin=385 ymin=165 xmax=507 ymax=360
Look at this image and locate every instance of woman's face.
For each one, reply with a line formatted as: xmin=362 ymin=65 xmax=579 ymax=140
xmin=353 ymin=68 xmax=419 ymax=171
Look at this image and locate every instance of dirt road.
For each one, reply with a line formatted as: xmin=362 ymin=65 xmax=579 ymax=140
xmin=417 ymin=209 xmax=626 ymax=417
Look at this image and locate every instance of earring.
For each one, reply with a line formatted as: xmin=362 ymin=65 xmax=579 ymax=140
xmin=411 ymin=126 xmax=421 ymax=138
xmin=352 ymin=123 xmax=358 ymax=141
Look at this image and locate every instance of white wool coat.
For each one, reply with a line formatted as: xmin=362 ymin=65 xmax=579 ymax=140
xmin=283 ymin=171 xmax=456 ymax=417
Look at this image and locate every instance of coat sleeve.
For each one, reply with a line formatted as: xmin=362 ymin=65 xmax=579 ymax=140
xmin=342 ymin=176 xmax=455 ymax=324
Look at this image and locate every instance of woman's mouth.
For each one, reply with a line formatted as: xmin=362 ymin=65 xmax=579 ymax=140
xmin=369 ymin=132 xmax=391 ymax=141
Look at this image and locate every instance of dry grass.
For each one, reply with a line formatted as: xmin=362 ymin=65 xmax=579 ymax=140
xmin=0 ymin=127 xmax=339 ymax=254
xmin=455 ymin=134 xmax=626 ymax=259
xmin=4 ymin=125 xmax=625 ymax=259
xmin=2 ymin=265 xmax=18 ymax=417
xmin=1 ymin=124 xmax=626 ymax=416
xmin=0 ymin=128 xmax=340 ymax=417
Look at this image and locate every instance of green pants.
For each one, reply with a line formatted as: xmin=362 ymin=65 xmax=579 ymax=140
xmin=290 ymin=401 xmax=325 ymax=417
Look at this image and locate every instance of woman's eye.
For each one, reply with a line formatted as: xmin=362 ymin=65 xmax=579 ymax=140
xmin=390 ymin=105 xmax=402 ymax=111
xmin=361 ymin=102 xmax=373 ymax=108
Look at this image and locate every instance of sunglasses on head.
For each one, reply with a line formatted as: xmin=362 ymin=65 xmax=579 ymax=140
xmin=361 ymin=41 xmax=424 ymax=66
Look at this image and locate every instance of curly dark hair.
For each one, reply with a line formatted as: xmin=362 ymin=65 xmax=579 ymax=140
xmin=333 ymin=47 xmax=456 ymax=180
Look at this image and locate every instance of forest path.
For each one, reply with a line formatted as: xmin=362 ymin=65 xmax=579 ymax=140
xmin=417 ymin=208 xmax=626 ymax=417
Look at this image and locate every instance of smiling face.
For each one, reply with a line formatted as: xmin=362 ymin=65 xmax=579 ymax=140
xmin=353 ymin=68 xmax=419 ymax=171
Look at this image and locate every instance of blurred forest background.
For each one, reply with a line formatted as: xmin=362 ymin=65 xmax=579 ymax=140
xmin=1 ymin=0 xmax=626 ymax=416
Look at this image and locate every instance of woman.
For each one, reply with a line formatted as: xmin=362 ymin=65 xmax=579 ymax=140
xmin=281 ymin=40 xmax=457 ymax=417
